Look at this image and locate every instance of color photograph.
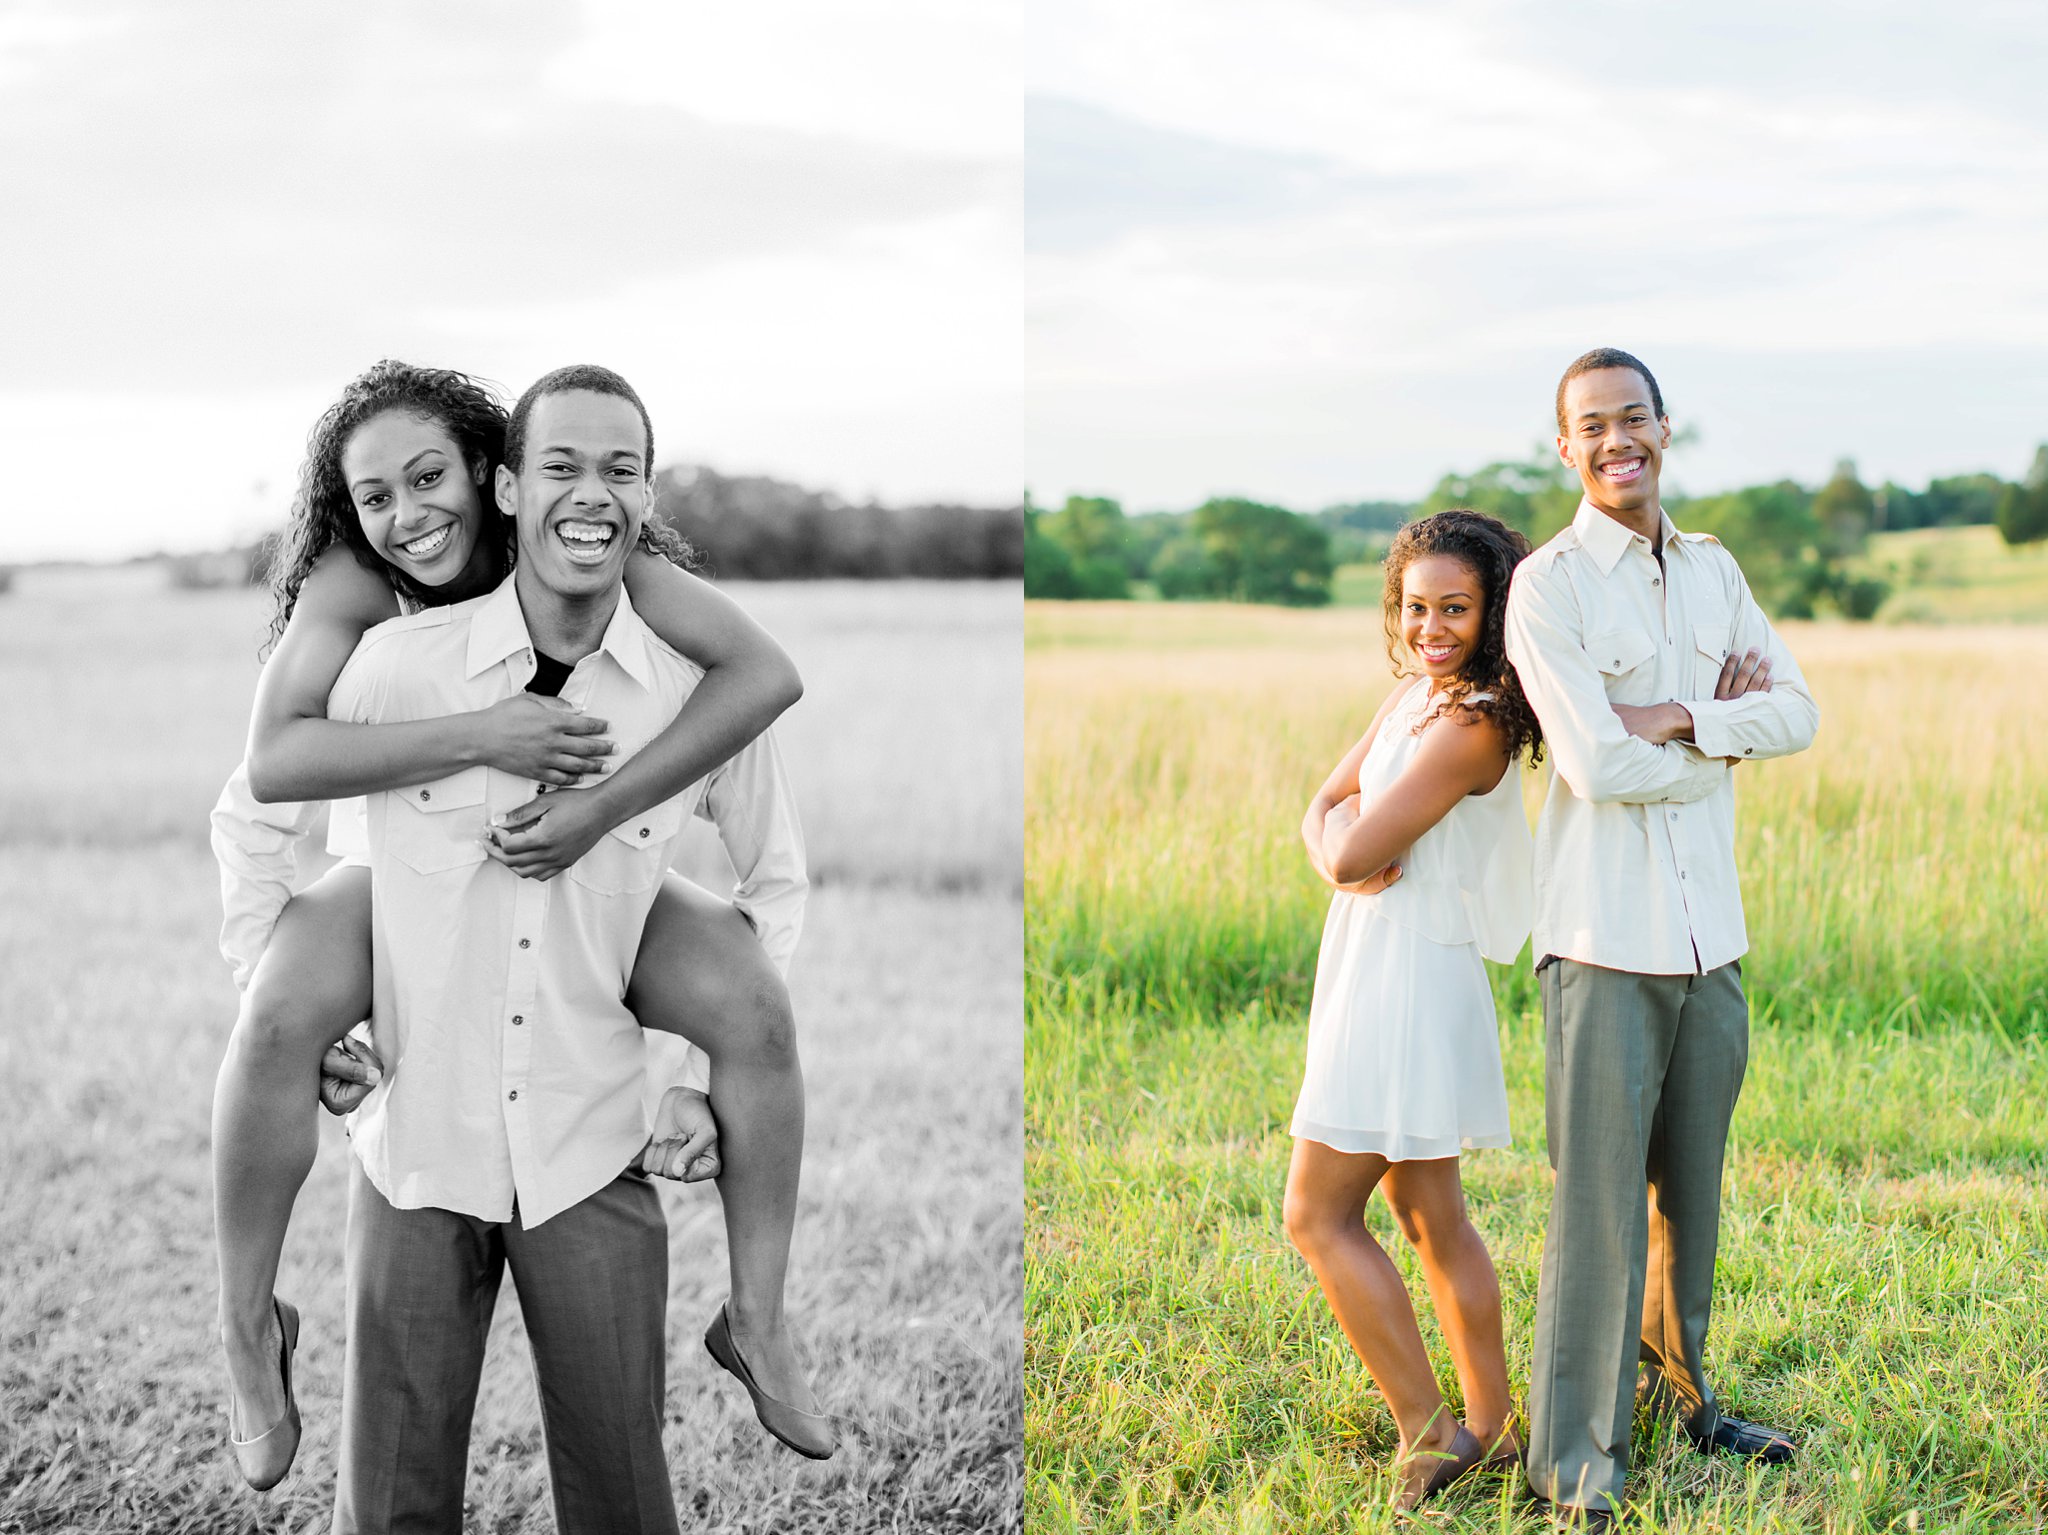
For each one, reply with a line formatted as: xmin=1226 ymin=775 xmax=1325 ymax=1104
xmin=1026 ymin=4 xmax=2048 ymax=1530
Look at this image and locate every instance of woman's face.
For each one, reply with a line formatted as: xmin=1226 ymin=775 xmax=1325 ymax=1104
xmin=1399 ymin=553 xmax=1486 ymax=680
xmin=340 ymin=410 xmax=491 ymax=588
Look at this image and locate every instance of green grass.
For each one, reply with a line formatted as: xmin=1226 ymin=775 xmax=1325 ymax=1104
xmin=1861 ymin=525 xmax=2048 ymax=624
xmin=1025 ymin=600 xmax=2048 ymax=1533
xmin=0 ymin=572 xmax=1023 ymax=1534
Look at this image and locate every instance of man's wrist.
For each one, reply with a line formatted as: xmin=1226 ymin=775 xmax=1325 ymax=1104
xmin=1663 ymin=701 xmax=1696 ymax=744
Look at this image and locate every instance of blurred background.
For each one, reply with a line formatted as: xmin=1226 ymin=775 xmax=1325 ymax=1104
xmin=0 ymin=4 xmax=1022 ymax=1532
xmin=1025 ymin=0 xmax=2048 ymax=622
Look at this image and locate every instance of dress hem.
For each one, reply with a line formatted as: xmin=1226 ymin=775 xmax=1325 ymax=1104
xmin=1289 ymin=1117 xmax=1510 ymax=1161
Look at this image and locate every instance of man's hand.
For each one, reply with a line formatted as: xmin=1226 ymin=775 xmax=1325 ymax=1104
xmin=483 ymin=788 xmax=612 ymax=882
xmin=1715 ymin=647 xmax=1773 ymax=700
xmin=318 ymin=1033 xmax=384 ymax=1116
xmin=636 ymin=1086 xmax=721 ymax=1183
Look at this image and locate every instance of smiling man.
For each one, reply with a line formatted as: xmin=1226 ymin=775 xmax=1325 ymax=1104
xmin=323 ymin=366 xmax=805 ymax=1534
xmin=1503 ymin=348 xmax=1818 ymax=1525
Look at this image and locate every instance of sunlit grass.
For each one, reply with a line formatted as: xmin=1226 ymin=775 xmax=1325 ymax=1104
xmin=1026 ymin=600 xmax=2048 ymax=1532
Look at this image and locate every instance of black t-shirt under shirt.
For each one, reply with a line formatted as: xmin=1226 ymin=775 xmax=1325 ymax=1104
xmin=526 ymin=650 xmax=574 ymax=698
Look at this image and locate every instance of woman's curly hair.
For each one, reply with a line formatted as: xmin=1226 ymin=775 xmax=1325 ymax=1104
xmin=1381 ymin=509 xmax=1544 ymax=765
xmin=263 ymin=359 xmax=700 ymax=655
xmin=262 ymin=361 xmax=511 ymax=654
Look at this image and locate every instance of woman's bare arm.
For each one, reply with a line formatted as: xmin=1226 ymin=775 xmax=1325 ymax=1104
xmin=243 ymin=549 xmax=611 ymax=802
xmin=1321 ymin=707 xmax=1511 ymax=885
xmin=1300 ymin=677 xmax=1424 ymax=882
xmin=483 ymin=551 xmax=804 ymax=881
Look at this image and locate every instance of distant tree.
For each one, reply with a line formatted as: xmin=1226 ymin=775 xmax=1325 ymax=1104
xmin=1041 ymin=495 xmax=1131 ymax=598
xmin=1024 ymin=500 xmax=1082 ymax=598
xmin=1150 ymin=535 xmax=1217 ymax=600
xmin=1920 ymin=473 xmax=2005 ymax=527
xmin=1681 ymin=481 xmax=1824 ymax=614
xmin=1123 ymin=511 xmax=1185 ymax=581
xmin=1811 ymin=459 xmax=1875 ymax=559
xmin=1419 ymin=450 xmax=1577 ymax=545
xmin=1994 ymin=446 xmax=2048 ymax=547
xmin=1188 ymin=498 xmax=1333 ymax=606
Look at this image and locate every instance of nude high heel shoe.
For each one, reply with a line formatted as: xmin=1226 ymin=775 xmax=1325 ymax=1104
xmin=227 ymin=1297 xmax=302 ymax=1491
xmin=704 ymin=1301 xmax=837 ymax=1460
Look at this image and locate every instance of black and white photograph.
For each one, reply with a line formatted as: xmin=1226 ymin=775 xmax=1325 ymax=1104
xmin=0 ymin=5 xmax=1022 ymax=1532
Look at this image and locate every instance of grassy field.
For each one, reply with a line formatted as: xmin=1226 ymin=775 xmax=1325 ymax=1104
xmin=1025 ymin=599 xmax=2048 ymax=1533
xmin=1860 ymin=524 xmax=2048 ymax=625
xmin=0 ymin=572 xmax=1022 ymax=1534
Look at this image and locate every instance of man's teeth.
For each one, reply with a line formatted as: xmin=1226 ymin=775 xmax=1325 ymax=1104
xmin=402 ymin=525 xmax=451 ymax=557
xmin=559 ymin=522 xmax=616 ymax=545
xmin=1603 ymin=459 xmax=1643 ymax=478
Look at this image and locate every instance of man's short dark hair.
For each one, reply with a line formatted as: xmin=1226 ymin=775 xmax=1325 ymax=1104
xmin=505 ymin=364 xmax=654 ymax=474
xmin=1555 ymin=348 xmax=1663 ymax=433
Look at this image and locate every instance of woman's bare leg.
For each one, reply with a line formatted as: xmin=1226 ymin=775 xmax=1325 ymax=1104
xmin=211 ymin=865 xmax=373 ymax=1438
xmin=627 ymin=872 xmax=816 ymax=1413
xmin=1380 ymin=1158 xmax=1514 ymax=1452
xmin=1282 ymin=1139 xmax=1459 ymax=1464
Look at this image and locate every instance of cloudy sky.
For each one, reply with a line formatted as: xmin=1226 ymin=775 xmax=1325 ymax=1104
xmin=1028 ymin=0 xmax=2048 ymax=513
xmin=1 ymin=0 xmax=1020 ymax=561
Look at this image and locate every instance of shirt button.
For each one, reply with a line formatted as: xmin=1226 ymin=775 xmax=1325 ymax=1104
xmin=638 ymin=827 xmax=649 ymax=838
xmin=1651 ymin=577 xmax=1661 ymax=586
xmin=512 ymin=1015 xmax=524 ymax=1026
xmin=1744 ymin=747 xmax=1754 ymax=755
xmin=508 ymin=1090 xmax=518 ymax=1101
xmin=1670 ymin=811 xmax=1678 ymax=821
xmin=518 ymin=938 xmax=531 ymax=949
xmin=1680 ymin=870 xmax=1688 ymax=880
xmin=419 ymin=789 xmax=431 ymax=802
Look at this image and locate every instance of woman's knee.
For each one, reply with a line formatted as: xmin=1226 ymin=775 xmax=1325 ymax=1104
xmin=1282 ymin=1180 xmax=1350 ymax=1259
xmin=1384 ymin=1181 xmax=1468 ymax=1255
xmin=237 ymin=970 xmax=360 ymax=1060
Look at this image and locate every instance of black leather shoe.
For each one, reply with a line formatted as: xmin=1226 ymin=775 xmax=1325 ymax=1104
xmin=1685 ymin=1415 xmax=1794 ymax=1464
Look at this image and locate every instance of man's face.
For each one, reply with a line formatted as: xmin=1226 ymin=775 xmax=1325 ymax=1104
xmin=1556 ymin=367 xmax=1670 ymax=519
xmin=495 ymin=390 xmax=649 ymax=602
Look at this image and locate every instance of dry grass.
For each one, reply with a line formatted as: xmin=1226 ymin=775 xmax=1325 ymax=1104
xmin=0 ymin=571 xmax=1021 ymax=1533
xmin=1025 ymin=599 xmax=2048 ymax=1533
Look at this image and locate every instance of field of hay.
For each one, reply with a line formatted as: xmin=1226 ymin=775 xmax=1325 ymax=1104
xmin=1025 ymin=599 xmax=2048 ymax=1533
xmin=0 ymin=570 xmax=1022 ymax=1534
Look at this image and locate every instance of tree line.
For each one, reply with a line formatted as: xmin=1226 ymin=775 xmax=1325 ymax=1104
xmin=1027 ymin=443 xmax=2048 ymax=620
xmin=154 ymin=466 xmax=1024 ymax=592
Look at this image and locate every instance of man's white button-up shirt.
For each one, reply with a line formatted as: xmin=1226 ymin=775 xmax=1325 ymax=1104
xmin=1504 ymin=499 xmax=1817 ymax=976
xmin=319 ymin=574 xmax=805 ymax=1227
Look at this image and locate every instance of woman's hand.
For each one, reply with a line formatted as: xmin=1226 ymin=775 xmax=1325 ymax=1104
xmin=474 ymin=694 xmax=615 ymax=786
xmin=482 ymin=788 xmax=612 ymax=882
xmin=638 ymin=1086 xmax=721 ymax=1182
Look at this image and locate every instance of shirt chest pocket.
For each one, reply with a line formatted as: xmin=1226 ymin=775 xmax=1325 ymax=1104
xmin=566 ymin=796 xmax=687 ymax=897
xmin=387 ymin=766 xmax=491 ymax=875
xmin=1691 ymin=606 xmax=1735 ymax=699
xmin=1586 ymin=627 xmax=1658 ymax=702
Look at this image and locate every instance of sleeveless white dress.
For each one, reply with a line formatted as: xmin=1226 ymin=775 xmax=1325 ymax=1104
xmin=1290 ymin=680 xmax=1532 ymax=1160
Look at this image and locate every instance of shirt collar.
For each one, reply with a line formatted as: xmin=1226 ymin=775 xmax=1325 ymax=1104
xmin=1572 ymin=497 xmax=1680 ymax=576
xmin=464 ymin=571 xmax=660 ymax=691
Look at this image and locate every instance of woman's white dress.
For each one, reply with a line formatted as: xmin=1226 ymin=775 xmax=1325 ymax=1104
xmin=1290 ymin=680 xmax=1532 ymax=1160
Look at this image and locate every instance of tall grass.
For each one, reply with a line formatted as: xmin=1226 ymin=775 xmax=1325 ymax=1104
xmin=1027 ymin=604 xmax=2048 ymax=1033
xmin=1026 ymin=600 xmax=2048 ymax=1533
